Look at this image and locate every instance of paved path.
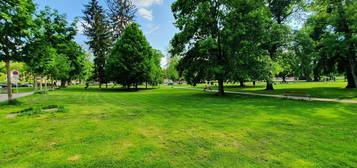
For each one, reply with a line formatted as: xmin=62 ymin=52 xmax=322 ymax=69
xmin=174 ymin=87 xmax=357 ymax=104
xmin=0 ymin=92 xmax=35 ymax=103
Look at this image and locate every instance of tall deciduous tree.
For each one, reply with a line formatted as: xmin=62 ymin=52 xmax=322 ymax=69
xmin=264 ymin=0 xmax=303 ymax=90
xmin=82 ymin=0 xmax=111 ymax=88
xmin=0 ymin=0 xmax=35 ymax=102
xmin=312 ymin=0 xmax=357 ymax=88
xmin=223 ymin=0 xmax=271 ymax=85
xmin=106 ymin=23 xmax=152 ymax=89
xmin=25 ymin=7 xmax=79 ymax=88
xmin=171 ymin=0 xmax=229 ymax=95
xmin=106 ymin=0 xmax=136 ymax=41
xmin=292 ymin=29 xmax=317 ymax=81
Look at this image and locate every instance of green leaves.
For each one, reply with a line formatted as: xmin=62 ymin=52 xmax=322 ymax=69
xmin=0 ymin=0 xmax=35 ymax=62
xmin=106 ymin=23 xmax=159 ymax=88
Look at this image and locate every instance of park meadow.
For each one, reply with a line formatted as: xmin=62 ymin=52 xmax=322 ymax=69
xmin=1 ymin=0 xmax=356 ymax=168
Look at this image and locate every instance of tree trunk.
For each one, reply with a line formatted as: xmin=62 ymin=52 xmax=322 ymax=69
xmin=99 ymin=82 xmax=102 ymax=89
xmin=60 ymin=79 xmax=66 ymax=88
xmin=145 ymin=82 xmax=148 ymax=89
xmin=282 ymin=75 xmax=287 ymax=83
xmin=253 ymin=81 xmax=256 ymax=87
xmin=34 ymin=75 xmax=37 ymax=91
xmin=45 ymin=77 xmax=48 ymax=92
xmin=240 ymin=81 xmax=244 ymax=87
xmin=135 ymin=83 xmax=138 ymax=91
xmin=39 ymin=77 xmax=43 ymax=91
xmin=266 ymin=80 xmax=274 ymax=90
xmin=346 ymin=69 xmax=356 ymax=88
xmin=5 ymin=61 xmax=12 ymax=102
xmin=218 ymin=79 xmax=224 ymax=96
xmin=347 ymin=53 xmax=357 ymax=88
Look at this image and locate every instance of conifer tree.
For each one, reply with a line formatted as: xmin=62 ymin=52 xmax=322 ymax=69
xmin=82 ymin=0 xmax=111 ymax=88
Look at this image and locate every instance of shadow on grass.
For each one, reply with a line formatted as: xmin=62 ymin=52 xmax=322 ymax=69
xmin=0 ymin=99 xmax=22 ymax=106
xmin=59 ymin=87 xmax=158 ymax=93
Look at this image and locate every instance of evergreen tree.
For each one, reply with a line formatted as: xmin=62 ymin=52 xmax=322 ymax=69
xmin=106 ymin=0 xmax=136 ymax=41
xmin=106 ymin=23 xmax=152 ymax=90
xmin=82 ymin=0 xmax=111 ymax=88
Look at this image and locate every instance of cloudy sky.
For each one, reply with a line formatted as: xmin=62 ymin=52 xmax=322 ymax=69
xmin=34 ymin=0 xmax=178 ymax=65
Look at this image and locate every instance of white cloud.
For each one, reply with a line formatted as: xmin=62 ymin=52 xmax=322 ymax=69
xmin=145 ymin=24 xmax=160 ymax=34
xmin=138 ymin=8 xmax=153 ymax=21
xmin=133 ymin=0 xmax=163 ymax=7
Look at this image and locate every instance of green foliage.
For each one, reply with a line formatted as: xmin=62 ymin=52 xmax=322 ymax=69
xmin=149 ymin=49 xmax=164 ymax=86
xmin=0 ymin=0 xmax=35 ymax=62
xmin=106 ymin=23 xmax=153 ymax=88
xmin=82 ymin=0 xmax=112 ymax=87
xmin=24 ymin=7 xmax=90 ymax=83
xmin=106 ymin=0 xmax=136 ymax=41
xmin=306 ymin=0 xmax=357 ymax=88
xmin=164 ymin=56 xmax=180 ymax=82
xmin=223 ymin=0 xmax=272 ymax=82
xmin=292 ymin=29 xmax=317 ymax=81
xmin=171 ymin=0 xmax=273 ymax=93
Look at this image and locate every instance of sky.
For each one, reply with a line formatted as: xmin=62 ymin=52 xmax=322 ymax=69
xmin=34 ymin=0 xmax=178 ymax=66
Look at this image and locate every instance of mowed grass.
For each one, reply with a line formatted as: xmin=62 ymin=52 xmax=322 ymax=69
xmin=189 ymin=81 xmax=357 ymax=100
xmin=0 ymin=86 xmax=356 ymax=168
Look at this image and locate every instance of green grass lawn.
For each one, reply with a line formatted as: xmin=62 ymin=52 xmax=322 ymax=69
xmin=0 ymin=86 xmax=356 ymax=168
xmin=186 ymin=81 xmax=357 ymax=100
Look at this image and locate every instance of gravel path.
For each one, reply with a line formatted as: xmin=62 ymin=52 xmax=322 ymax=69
xmin=0 ymin=92 xmax=35 ymax=103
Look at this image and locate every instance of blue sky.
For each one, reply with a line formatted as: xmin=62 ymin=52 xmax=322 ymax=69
xmin=34 ymin=0 xmax=178 ymax=59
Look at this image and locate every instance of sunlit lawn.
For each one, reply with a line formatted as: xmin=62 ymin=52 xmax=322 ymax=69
xmin=187 ymin=81 xmax=357 ymax=100
xmin=0 ymin=86 xmax=356 ymax=168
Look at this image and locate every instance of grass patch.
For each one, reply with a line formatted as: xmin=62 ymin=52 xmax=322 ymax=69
xmin=9 ymin=105 xmax=66 ymax=117
xmin=0 ymin=86 xmax=356 ymax=167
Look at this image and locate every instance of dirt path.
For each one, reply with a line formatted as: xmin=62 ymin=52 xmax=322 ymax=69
xmin=0 ymin=92 xmax=35 ymax=103
xmin=174 ymin=87 xmax=357 ymax=104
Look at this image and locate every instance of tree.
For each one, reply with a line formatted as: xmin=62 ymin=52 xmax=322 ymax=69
xmin=25 ymin=7 xmax=79 ymax=88
xmin=165 ymin=56 xmax=180 ymax=82
xmin=264 ymin=0 xmax=303 ymax=90
xmin=171 ymin=0 xmax=229 ymax=95
xmin=82 ymin=0 xmax=112 ymax=88
xmin=310 ymin=0 xmax=357 ymax=88
xmin=171 ymin=0 xmax=272 ymax=95
xmin=106 ymin=23 xmax=152 ymax=90
xmin=148 ymin=49 xmax=164 ymax=86
xmin=292 ymin=29 xmax=317 ymax=81
xmin=223 ymin=0 xmax=271 ymax=86
xmin=0 ymin=0 xmax=35 ymax=102
xmin=106 ymin=0 xmax=136 ymax=41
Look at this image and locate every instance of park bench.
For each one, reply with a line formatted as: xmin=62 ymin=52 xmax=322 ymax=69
xmin=283 ymin=91 xmax=311 ymax=100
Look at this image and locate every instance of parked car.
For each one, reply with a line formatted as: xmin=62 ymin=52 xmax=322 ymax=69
xmin=0 ymin=83 xmax=7 ymax=88
xmin=20 ymin=83 xmax=33 ymax=87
